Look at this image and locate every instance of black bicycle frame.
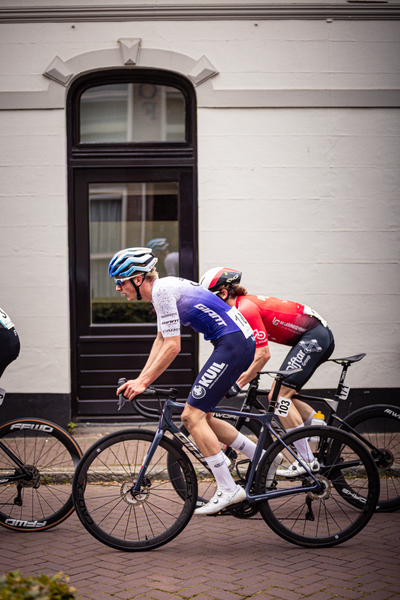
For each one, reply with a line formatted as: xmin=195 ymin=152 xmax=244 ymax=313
xmin=131 ymin=399 xmax=322 ymax=503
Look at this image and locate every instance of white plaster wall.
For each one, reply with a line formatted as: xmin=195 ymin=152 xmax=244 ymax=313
xmin=0 ymin=16 xmax=399 ymax=393
xmin=0 ymin=110 xmax=70 ymax=392
xmin=198 ymin=108 xmax=400 ymax=389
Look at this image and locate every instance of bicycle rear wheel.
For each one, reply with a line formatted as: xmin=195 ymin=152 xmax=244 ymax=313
xmin=0 ymin=418 xmax=82 ymax=531
xmin=72 ymin=429 xmax=197 ymax=551
xmin=341 ymin=404 xmax=400 ymax=512
xmin=255 ymin=426 xmax=379 ymax=548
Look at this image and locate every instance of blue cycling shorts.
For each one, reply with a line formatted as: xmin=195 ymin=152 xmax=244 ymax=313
xmin=187 ymin=331 xmax=255 ymax=413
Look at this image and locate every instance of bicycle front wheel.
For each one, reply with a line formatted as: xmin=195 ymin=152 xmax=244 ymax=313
xmin=0 ymin=418 xmax=82 ymax=531
xmin=341 ymin=404 xmax=400 ymax=512
xmin=255 ymin=426 xmax=379 ymax=548
xmin=72 ymin=429 xmax=197 ymax=552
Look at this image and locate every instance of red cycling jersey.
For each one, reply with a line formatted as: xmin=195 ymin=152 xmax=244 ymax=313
xmin=235 ymin=295 xmax=325 ymax=348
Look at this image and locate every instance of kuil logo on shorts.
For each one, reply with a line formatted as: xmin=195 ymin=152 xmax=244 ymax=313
xmin=198 ymin=362 xmax=227 ymax=388
xmin=192 ymin=385 xmax=206 ymax=399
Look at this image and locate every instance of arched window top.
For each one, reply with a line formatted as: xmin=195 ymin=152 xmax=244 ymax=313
xmin=69 ymin=69 xmax=196 ymax=148
xmin=80 ymin=82 xmax=186 ymax=144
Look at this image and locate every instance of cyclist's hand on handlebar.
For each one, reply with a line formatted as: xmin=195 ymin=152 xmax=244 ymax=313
xmin=116 ymin=379 xmax=147 ymax=401
xmin=225 ymin=382 xmax=241 ymax=399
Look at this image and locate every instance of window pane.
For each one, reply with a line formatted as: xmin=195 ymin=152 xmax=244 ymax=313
xmin=89 ymin=182 xmax=179 ymax=324
xmin=81 ymin=84 xmax=185 ymax=143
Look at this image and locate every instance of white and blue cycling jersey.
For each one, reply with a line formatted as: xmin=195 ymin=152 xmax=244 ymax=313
xmin=152 ymin=277 xmax=253 ymax=341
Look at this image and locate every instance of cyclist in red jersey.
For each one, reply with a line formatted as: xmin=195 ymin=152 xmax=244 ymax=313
xmin=200 ymin=267 xmax=335 ymax=477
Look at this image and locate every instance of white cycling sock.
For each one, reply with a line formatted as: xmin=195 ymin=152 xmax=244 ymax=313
xmin=287 ymin=424 xmax=314 ymax=463
xmin=304 ymin=411 xmax=316 ymax=427
xmin=205 ymin=451 xmax=237 ymax=493
xmin=230 ymin=431 xmax=265 ymax=463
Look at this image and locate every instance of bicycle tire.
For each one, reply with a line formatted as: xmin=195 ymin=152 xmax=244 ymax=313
xmin=340 ymin=404 xmax=400 ymax=512
xmin=0 ymin=418 xmax=82 ymax=531
xmin=72 ymin=429 xmax=197 ymax=552
xmin=171 ymin=407 xmax=272 ymax=509
xmin=255 ymin=426 xmax=379 ymax=548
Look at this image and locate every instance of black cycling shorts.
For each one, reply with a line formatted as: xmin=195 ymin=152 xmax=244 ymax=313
xmin=279 ymin=323 xmax=334 ymax=391
xmin=187 ymin=331 xmax=255 ymax=413
xmin=0 ymin=327 xmax=20 ymax=378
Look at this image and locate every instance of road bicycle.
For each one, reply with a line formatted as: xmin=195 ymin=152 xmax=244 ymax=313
xmin=0 ymin=391 xmax=83 ymax=531
xmin=72 ymin=368 xmax=379 ymax=551
xmin=202 ymin=353 xmax=399 ymax=513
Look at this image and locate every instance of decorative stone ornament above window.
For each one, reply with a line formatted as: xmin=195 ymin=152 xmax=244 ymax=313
xmin=188 ymin=56 xmax=218 ymax=86
xmin=118 ymin=38 xmax=141 ymax=66
xmin=43 ymin=39 xmax=218 ymax=88
xmin=43 ymin=56 xmax=74 ymax=86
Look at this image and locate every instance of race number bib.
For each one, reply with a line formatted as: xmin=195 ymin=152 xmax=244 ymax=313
xmin=0 ymin=309 xmax=14 ymax=330
xmin=275 ymin=396 xmax=292 ymax=418
xmin=227 ymin=307 xmax=253 ymax=339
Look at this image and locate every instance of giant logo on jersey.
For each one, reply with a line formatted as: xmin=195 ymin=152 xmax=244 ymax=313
xmin=194 ymin=304 xmax=227 ymax=327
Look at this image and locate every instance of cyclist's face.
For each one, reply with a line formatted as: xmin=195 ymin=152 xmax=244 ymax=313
xmin=116 ymin=276 xmax=142 ymax=301
xmin=116 ymin=278 xmax=135 ymax=300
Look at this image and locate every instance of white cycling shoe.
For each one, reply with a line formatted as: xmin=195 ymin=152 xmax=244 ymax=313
xmin=265 ymin=452 xmax=283 ymax=486
xmin=277 ymin=458 xmax=320 ymax=478
xmin=194 ymin=484 xmax=246 ymax=516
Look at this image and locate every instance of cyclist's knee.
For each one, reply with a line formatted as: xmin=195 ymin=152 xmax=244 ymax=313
xmin=181 ymin=404 xmax=206 ymax=432
xmin=205 ymin=412 xmax=214 ymax=425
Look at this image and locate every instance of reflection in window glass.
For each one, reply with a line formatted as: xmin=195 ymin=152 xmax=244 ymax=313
xmin=89 ymin=182 xmax=179 ymax=324
xmin=81 ymin=84 xmax=185 ymax=143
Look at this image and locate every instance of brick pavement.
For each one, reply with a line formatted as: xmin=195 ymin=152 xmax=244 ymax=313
xmin=0 ymin=426 xmax=399 ymax=600
xmin=1 ymin=493 xmax=399 ymax=599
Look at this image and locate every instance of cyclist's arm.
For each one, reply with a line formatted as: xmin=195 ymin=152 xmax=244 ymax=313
xmin=117 ymin=333 xmax=181 ymax=400
xmin=236 ymin=345 xmax=271 ymax=388
xmin=141 ymin=332 xmax=165 ymax=376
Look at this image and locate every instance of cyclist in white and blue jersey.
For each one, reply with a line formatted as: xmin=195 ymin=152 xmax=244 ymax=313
xmin=109 ymin=248 xmax=256 ymax=515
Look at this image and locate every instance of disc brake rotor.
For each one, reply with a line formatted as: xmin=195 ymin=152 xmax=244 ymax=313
xmin=306 ymin=475 xmax=332 ymax=501
xmin=120 ymin=478 xmax=150 ymax=505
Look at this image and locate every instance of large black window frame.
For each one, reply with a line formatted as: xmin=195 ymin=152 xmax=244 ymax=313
xmin=67 ymin=68 xmax=198 ymax=422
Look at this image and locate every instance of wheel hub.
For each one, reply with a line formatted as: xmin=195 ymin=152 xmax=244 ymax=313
xmin=120 ymin=478 xmax=150 ymax=505
xmin=307 ymin=475 xmax=332 ymax=501
xmin=17 ymin=465 xmax=40 ymax=488
xmin=374 ymin=448 xmax=394 ymax=471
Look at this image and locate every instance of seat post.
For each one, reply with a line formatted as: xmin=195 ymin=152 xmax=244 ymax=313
xmin=334 ymin=362 xmax=350 ymax=402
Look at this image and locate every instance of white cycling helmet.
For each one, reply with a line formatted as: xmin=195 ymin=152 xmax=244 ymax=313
xmin=108 ymin=247 xmax=158 ymax=279
xmin=109 ymin=248 xmax=158 ymax=300
xmin=200 ymin=267 xmax=242 ymax=293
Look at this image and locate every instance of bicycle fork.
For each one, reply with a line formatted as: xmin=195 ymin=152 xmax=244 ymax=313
xmin=130 ymin=398 xmax=204 ymax=497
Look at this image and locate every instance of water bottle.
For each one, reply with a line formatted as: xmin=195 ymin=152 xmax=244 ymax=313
xmin=310 ymin=410 xmax=327 ymax=442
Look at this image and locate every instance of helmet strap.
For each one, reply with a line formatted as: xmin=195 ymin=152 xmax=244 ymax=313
xmin=131 ymin=274 xmax=145 ymax=301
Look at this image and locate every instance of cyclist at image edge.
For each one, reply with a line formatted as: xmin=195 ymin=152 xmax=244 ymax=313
xmin=0 ymin=308 xmax=20 ymax=379
xmin=110 ymin=248 xmax=256 ymax=515
xmin=200 ymin=267 xmax=335 ymax=477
